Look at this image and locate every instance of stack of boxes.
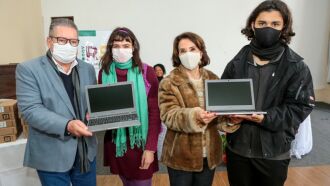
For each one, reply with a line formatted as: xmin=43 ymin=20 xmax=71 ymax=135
xmin=0 ymin=99 xmax=22 ymax=143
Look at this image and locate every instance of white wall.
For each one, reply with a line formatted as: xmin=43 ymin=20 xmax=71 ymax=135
xmin=286 ymin=0 xmax=330 ymax=89
xmin=0 ymin=0 xmax=45 ymax=64
xmin=41 ymin=0 xmax=330 ymax=89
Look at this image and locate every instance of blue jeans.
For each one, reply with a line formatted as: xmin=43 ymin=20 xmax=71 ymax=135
xmin=37 ymin=155 xmax=96 ymax=186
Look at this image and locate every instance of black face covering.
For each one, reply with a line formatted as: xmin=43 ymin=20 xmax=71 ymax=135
xmin=157 ymin=76 xmax=163 ymax=82
xmin=254 ymin=27 xmax=281 ymax=48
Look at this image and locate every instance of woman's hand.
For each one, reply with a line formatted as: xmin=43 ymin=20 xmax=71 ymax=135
xmin=198 ymin=110 xmax=217 ymax=125
xmin=139 ymin=150 xmax=155 ymax=170
xmin=227 ymin=115 xmax=244 ymax=125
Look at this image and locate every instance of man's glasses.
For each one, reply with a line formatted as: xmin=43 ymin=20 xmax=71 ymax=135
xmin=49 ymin=36 xmax=80 ymax=47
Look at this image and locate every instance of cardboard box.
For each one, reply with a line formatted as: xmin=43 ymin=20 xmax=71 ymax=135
xmin=0 ymin=127 xmax=19 ymax=136
xmin=0 ymin=120 xmax=16 ymax=128
xmin=0 ymin=100 xmax=19 ymax=132
xmin=0 ymin=120 xmax=22 ymax=143
xmin=0 ymin=112 xmax=16 ymax=121
xmin=0 ymin=99 xmax=17 ymax=113
xmin=0 ymin=133 xmax=20 ymax=143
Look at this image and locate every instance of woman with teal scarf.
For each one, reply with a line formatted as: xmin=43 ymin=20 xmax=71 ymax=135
xmin=99 ymin=27 xmax=161 ymax=186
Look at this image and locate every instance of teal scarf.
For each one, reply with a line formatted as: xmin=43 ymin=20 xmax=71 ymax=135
xmin=102 ymin=59 xmax=148 ymax=157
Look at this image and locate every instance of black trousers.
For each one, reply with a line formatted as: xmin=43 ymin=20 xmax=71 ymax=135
xmin=167 ymin=158 xmax=216 ymax=186
xmin=226 ymin=148 xmax=290 ymax=186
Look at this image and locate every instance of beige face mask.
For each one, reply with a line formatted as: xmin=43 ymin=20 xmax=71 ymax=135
xmin=179 ymin=52 xmax=201 ymax=70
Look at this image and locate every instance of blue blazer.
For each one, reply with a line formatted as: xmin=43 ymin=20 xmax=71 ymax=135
xmin=16 ymin=55 xmax=97 ymax=172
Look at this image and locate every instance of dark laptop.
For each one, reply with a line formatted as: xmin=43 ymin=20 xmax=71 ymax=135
xmin=85 ymin=82 xmax=140 ymax=132
xmin=205 ymin=79 xmax=267 ymax=115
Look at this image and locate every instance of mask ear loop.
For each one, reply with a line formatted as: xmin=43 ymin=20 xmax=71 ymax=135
xmin=279 ymin=25 xmax=284 ymax=42
xmin=199 ymin=51 xmax=203 ymax=67
xmin=108 ymin=43 xmax=116 ymax=63
xmin=131 ymin=39 xmax=137 ymax=53
xmin=251 ymin=22 xmax=256 ymax=35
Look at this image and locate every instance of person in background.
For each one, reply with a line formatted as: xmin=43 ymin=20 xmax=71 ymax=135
xmin=158 ymin=32 xmax=223 ymax=186
xmin=16 ymin=18 xmax=97 ymax=186
xmin=99 ymin=27 xmax=161 ymax=186
xmin=221 ymin=1 xmax=315 ymax=185
xmin=153 ymin=63 xmax=167 ymax=160
xmin=153 ymin=63 xmax=166 ymax=82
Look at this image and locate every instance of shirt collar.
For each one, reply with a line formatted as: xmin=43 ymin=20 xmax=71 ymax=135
xmin=52 ymin=57 xmax=78 ymax=75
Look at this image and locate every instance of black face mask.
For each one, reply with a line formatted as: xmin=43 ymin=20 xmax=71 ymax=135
xmin=157 ymin=76 xmax=163 ymax=82
xmin=254 ymin=27 xmax=281 ymax=48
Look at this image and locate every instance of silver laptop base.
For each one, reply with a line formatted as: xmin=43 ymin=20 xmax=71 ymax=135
xmin=88 ymin=120 xmax=141 ymax=132
xmin=215 ymin=111 xmax=267 ymax=115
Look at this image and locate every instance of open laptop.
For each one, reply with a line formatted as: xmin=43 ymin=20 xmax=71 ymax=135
xmin=205 ymin=79 xmax=267 ymax=115
xmin=85 ymin=81 xmax=140 ymax=132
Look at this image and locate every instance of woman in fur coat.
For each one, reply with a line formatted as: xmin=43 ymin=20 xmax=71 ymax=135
xmin=158 ymin=32 xmax=223 ymax=186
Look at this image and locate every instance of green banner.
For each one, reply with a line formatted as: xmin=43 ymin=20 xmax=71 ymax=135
xmin=79 ymin=30 xmax=96 ymax=36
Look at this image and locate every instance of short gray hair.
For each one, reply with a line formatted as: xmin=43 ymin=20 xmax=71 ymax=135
xmin=49 ymin=18 xmax=78 ymax=36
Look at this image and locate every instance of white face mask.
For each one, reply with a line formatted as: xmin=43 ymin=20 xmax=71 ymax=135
xmin=179 ymin=52 xmax=201 ymax=70
xmin=112 ymin=48 xmax=133 ymax=63
xmin=52 ymin=43 xmax=78 ymax=64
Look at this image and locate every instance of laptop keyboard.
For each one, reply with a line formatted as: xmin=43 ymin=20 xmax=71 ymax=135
xmin=88 ymin=113 xmax=138 ymax=126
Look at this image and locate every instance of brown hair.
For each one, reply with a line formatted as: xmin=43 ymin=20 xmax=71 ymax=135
xmin=241 ymin=0 xmax=295 ymax=44
xmin=172 ymin=32 xmax=210 ymax=67
xmin=100 ymin=27 xmax=142 ymax=74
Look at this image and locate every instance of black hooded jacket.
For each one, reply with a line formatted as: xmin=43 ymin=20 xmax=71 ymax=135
xmin=221 ymin=45 xmax=315 ymax=158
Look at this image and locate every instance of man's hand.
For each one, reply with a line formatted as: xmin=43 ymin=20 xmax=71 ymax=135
xmin=230 ymin=114 xmax=264 ymax=124
xmin=139 ymin=150 xmax=155 ymax=170
xmin=67 ymin=120 xmax=92 ymax=137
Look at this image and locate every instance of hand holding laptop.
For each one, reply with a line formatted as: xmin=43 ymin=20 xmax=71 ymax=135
xmin=198 ymin=110 xmax=217 ymax=125
xmin=229 ymin=113 xmax=264 ymax=124
xmin=67 ymin=120 xmax=93 ymax=137
xmin=218 ymin=113 xmax=264 ymax=133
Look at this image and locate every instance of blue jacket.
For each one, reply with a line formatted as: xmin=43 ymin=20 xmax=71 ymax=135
xmin=16 ymin=54 xmax=97 ymax=172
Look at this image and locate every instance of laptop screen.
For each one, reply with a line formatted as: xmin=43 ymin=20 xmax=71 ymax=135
xmin=205 ymin=79 xmax=255 ymax=111
xmin=87 ymin=83 xmax=134 ymax=113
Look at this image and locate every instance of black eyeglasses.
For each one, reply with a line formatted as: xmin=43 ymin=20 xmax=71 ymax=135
xmin=49 ymin=36 xmax=80 ymax=47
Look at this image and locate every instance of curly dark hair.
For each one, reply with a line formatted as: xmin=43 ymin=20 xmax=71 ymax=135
xmin=241 ymin=0 xmax=295 ymax=44
xmin=172 ymin=32 xmax=210 ymax=68
xmin=100 ymin=27 xmax=142 ymax=74
xmin=153 ymin=63 xmax=166 ymax=74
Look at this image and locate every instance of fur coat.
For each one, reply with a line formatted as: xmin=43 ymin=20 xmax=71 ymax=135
xmin=158 ymin=66 xmax=223 ymax=171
